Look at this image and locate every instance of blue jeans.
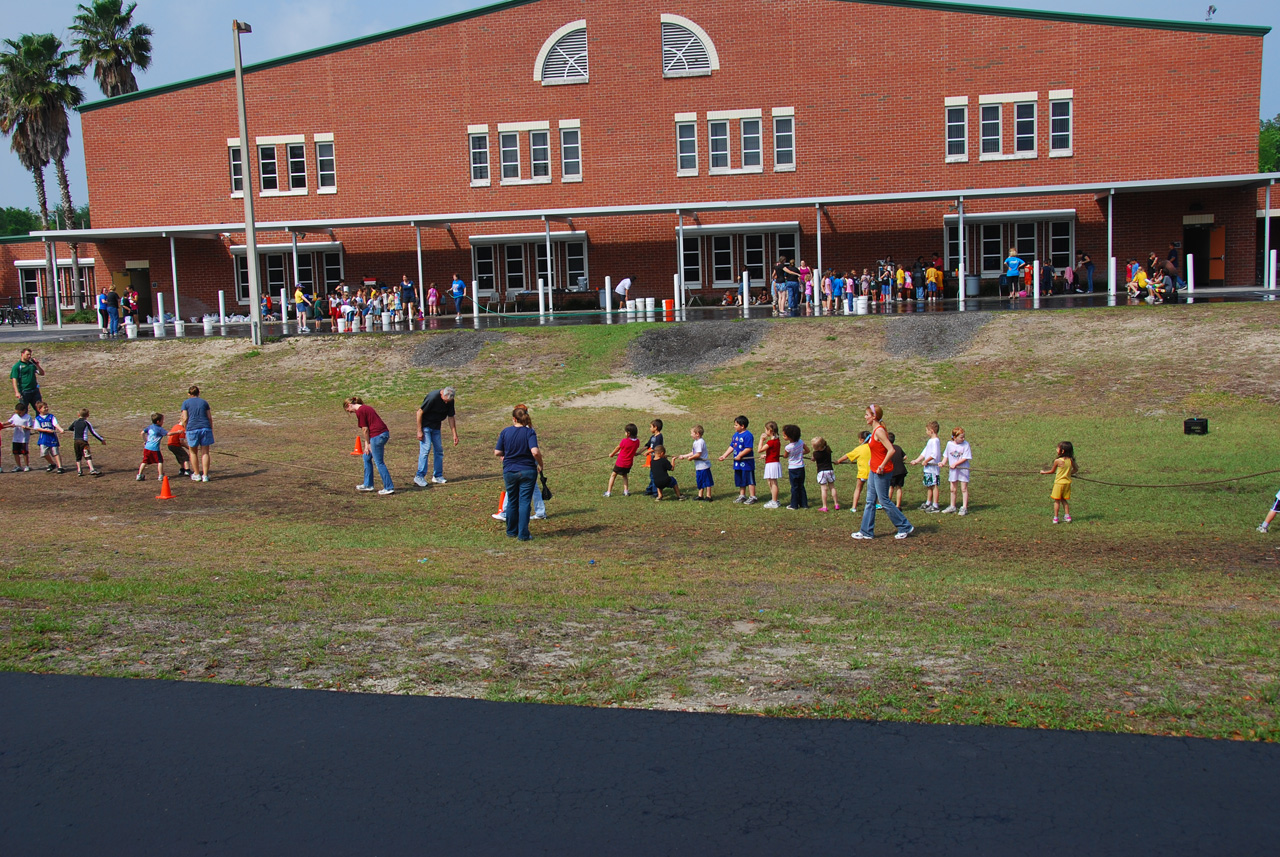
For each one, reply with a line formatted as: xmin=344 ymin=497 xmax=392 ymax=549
xmin=787 ymin=283 xmax=800 ymax=314
xmin=915 ymin=287 xmax=925 ymax=301
xmin=362 ymin=431 xmax=393 ymax=490
xmin=416 ymin=427 xmax=444 ymax=480
xmin=787 ymin=467 xmax=808 ymax=508
xmin=503 ymin=468 xmax=538 ymax=540
xmin=858 ymin=472 xmax=911 ymax=537
xmin=107 ymin=306 xmax=119 ymax=335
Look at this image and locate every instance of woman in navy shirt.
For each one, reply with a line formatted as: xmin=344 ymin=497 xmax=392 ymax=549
xmin=494 ymin=406 xmax=543 ymax=541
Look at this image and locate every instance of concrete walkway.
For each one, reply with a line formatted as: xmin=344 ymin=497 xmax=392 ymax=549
xmin=2 ymin=673 xmax=1276 ymax=855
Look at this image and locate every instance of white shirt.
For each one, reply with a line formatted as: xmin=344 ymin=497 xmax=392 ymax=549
xmin=691 ymin=437 xmax=709 ymax=470
xmin=920 ymin=437 xmax=941 ymax=476
xmin=785 ymin=441 xmax=805 ymax=469
xmin=9 ymin=413 xmax=31 ymax=443
xmin=944 ymin=440 xmax=971 ymax=471
xmin=615 ymin=277 xmax=632 ymax=297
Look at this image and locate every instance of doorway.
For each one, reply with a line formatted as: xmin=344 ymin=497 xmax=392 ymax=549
xmin=128 ymin=268 xmax=153 ymax=320
xmin=1183 ymin=226 xmax=1211 ymax=288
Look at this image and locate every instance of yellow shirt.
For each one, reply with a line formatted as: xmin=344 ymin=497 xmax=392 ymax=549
xmin=1054 ymin=457 xmax=1074 ymax=486
xmin=1134 ymin=271 xmax=1147 ymax=287
xmin=294 ymin=288 xmax=306 ymax=305
xmin=843 ymin=443 xmax=872 ymax=479
xmin=895 ymin=270 xmax=905 ymax=285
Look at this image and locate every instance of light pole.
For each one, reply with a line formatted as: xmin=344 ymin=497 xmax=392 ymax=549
xmin=233 ymin=19 xmax=264 ymax=345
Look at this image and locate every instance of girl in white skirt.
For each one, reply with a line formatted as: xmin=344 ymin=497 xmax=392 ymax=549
xmin=811 ymin=437 xmax=839 ymax=511
xmin=758 ymin=421 xmax=783 ymax=509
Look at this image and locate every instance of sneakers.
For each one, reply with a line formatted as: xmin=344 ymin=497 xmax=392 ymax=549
xmin=300 ymin=326 xmax=310 ymax=333
xmin=785 ymin=505 xmax=798 ymax=510
xmin=136 ymin=473 xmax=145 ymax=481
xmin=602 ymin=491 xmax=611 ymax=498
xmin=895 ymin=526 xmax=915 ymax=540
xmin=1063 ymin=514 xmax=1072 ymax=523
xmin=532 ymin=513 xmax=546 ymax=519
xmin=851 ymin=531 xmax=873 ymax=540
xmin=201 ymin=474 xmax=208 ymax=483
xmin=413 ymin=476 xmax=429 ymax=488
xmin=925 ymin=504 xmax=940 ymax=513
xmin=819 ymin=506 xmax=829 ymax=512
xmin=56 ymin=467 xmax=65 ymax=474
xmin=45 ymin=464 xmax=55 ymax=472
xmin=733 ymin=495 xmax=746 ymax=504
xmin=356 ymin=484 xmax=375 ymax=492
xmin=377 ymin=488 xmax=395 ymax=495
xmin=21 ymin=466 xmax=30 ymax=472
xmin=763 ymin=500 xmax=780 ymax=509
xmin=957 ymin=506 xmax=967 ymax=516
xmin=90 ymin=470 xmax=102 ymax=477
xmin=432 ymin=476 xmax=447 ymax=484
xmin=1258 ymin=524 xmax=1270 ymax=533
xmin=191 ymin=473 xmax=202 ymax=482
xmin=941 ymin=505 xmax=957 ymax=514
xmin=492 ymin=513 xmax=507 ymax=521
xmin=77 ymin=470 xmax=84 ymax=477
xmin=743 ymin=496 xmax=757 ymax=505
xmin=919 ymin=502 xmax=932 ymax=510
xmin=622 ymin=491 xmax=630 ymax=497
xmin=1052 ymin=516 xmax=1059 ymax=524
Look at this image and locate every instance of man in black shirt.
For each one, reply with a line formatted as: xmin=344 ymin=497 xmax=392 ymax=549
xmin=414 ymin=387 xmax=458 ymax=486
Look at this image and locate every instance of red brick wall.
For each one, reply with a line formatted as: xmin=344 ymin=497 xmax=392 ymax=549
xmin=71 ymin=0 xmax=1265 ymax=302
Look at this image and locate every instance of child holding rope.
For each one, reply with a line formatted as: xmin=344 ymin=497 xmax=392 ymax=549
xmin=136 ymin=413 xmax=168 ymax=482
xmin=1040 ymin=441 xmax=1078 ymax=524
xmin=811 ymin=437 xmax=839 ymax=511
xmin=604 ymin=423 xmax=640 ymax=497
xmin=1257 ymin=489 xmax=1280 ymax=534
xmin=942 ymin=427 xmax=971 ymax=515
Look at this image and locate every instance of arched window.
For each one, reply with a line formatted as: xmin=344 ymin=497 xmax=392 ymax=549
xmin=661 ymin=14 xmax=719 ymax=78
xmin=535 ymin=21 xmax=588 ymax=85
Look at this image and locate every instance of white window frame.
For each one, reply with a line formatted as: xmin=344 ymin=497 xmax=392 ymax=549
xmin=500 ymin=132 xmax=520 ymax=181
xmin=316 ymin=133 xmax=336 ymax=193
xmin=660 ymin=14 xmax=719 ymax=78
xmin=1049 ymin=91 xmax=1073 ymax=157
xmin=472 ymin=245 xmax=496 ymax=295
xmin=978 ymin=93 xmax=1037 ymax=161
xmin=708 ymin=120 xmax=730 ymax=172
xmin=743 ymin=234 xmax=767 ymax=282
xmin=710 ymin=235 xmax=734 ymax=285
xmin=708 ymin=110 xmax=764 ymax=175
xmin=531 ymin=130 xmax=551 ymax=178
xmin=681 ymin=236 xmax=701 ymax=288
xmin=498 ymin=122 xmax=553 ymax=186
xmin=979 ymin=105 xmax=1002 ymax=157
xmin=227 ymin=139 xmax=243 ymax=197
xmin=504 ymin=244 xmax=526 ymax=293
xmin=286 ymin=142 xmax=308 ymax=192
xmin=776 ymin=232 xmax=799 ymax=270
xmin=772 ymin=108 xmax=795 ymax=172
xmin=741 ymin=118 xmax=762 ymax=171
xmin=675 ymin=115 xmax=698 ymax=176
xmin=560 ymin=120 xmax=582 ymax=182
xmin=1014 ymin=101 xmax=1037 ymax=156
xmin=1049 ymin=220 xmax=1074 ymax=269
xmin=944 ymin=98 xmax=968 ymax=163
xmin=1014 ymin=222 xmax=1037 ymax=260
xmin=468 ymin=125 xmax=490 ymax=187
xmin=534 ymin=20 xmax=588 ymax=86
xmin=257 ymin=135 xmax=307 ymax=196
xmin=565 ymin=240 xmax=588 ymax=289
xmin=258 ymin=145 xmax=279 ymax=193
xmin=980 ymin=224 xmax=1003 ymax=274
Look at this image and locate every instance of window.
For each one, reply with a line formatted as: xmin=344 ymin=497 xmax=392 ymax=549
xmin=316 ymin=140 xmax=336 ymax=191
xmin=777 ymin=232 xmax=798 ymax=267
xmin=946 ymin=106 xmax=967 ymax=160
xmin=473 ymin=245 xmax=496 ymax=294
xmin=741 ymin=119 xmax=761 ymax=169
xmin=504 ymin=244 xmax=525 ymax=292
xmin=980 ymin=105 xmax=1001 ymax=155
xmin=235 ymin=256 xmax=249 ymax=302
xmin=535 ymin=243 xmax=551 ymax=287
xmin=537 ymin=22 xmax=588 ymax=85
xmin=1014 ymin=222 xmax=1036 ymax=259
xmin=322 ymin=252 xmax=343 ymax=292
xmin=661 ymin=16 xmax=717 ymax=77
xmin=681 ymin=236 xmax=701 ymax=287
xmin=1014 ymin=102 xmax=1036 ymax=154
xmin=711 ymin=235 xmax=733 ymax=284
xmin=531 ymin=130 xmax=550 ymax=178
xmin=20 ymin=268 xmax=39 ymax=305
xmin=1050 ymin=221 xmax=1073 ymax=269
xmin=500 ymin=133 xmax=520 ymax=180
xmin=981 ymin=224 xmax=1003 ymax=273
xmin=561 ymin=128 xmax=581 ymax=180
xmin=470 ymin=133 xmax=490 ymax=185
xmin=946 ymin=225 xmax=960 ymax=272
xmin=773 ymin=115 xmax=794 ymax=171
xmin=1050 ymin=99 xmax=1072 ymax=155
xmin=264 ymin=254 xmax=286 ymax=295
xmin=286 ymin=143 xmax=307 ymax=191
xmin=296 ymin=252 xmax=314 ymax=292
xmin=709 ymin=121 xmax=729 ymax=170
xmin=744 ymin=235 xmax=766 ymax=282
xmin=258 ymin=146 xmax=278 ymax=192
xmin=676 ymin=122 xmax=698 ymax=175
xmin=229 ymin=146 xmax=243 ymax=194
xmin=566 ymin=241 xmax=587 ymax=289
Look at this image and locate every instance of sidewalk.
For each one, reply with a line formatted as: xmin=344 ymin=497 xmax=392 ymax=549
xmin=2 ymin=672 xmax=1276 ymax=855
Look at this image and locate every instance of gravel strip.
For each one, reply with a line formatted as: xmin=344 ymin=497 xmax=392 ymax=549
xmin=883 ymin=312 xmax=993 ymax=360
xmin=410 ymin=331 xmax=506 ymax=369
xmin=627 ymin=320 xmax=768 ymax=375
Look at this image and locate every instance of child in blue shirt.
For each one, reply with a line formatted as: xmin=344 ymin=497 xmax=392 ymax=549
xmin=137 ymin=412 xmax=168 ymax=482
xmin=717 ymin=415 xmax=757 ymax=504
xmin=32 ymin=401 xmax=64 ymax=473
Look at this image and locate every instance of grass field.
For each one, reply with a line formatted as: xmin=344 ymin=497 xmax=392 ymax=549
xmin=1 ymin=302 xmax=1278 ymax=741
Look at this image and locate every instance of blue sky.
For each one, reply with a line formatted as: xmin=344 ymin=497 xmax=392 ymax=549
xmin=2 ymin=0 xmax=1276 ymax=214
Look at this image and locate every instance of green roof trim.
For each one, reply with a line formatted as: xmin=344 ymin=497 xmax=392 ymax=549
xmin=80 ymin=0 xmax=1271 ymax=114
xmin=80 ymin=0 xmax=540 ymax=113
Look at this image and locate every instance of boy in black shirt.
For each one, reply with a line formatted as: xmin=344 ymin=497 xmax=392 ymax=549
xmin=643 ymin=418 xmax=664 ymax=496
xmin=650 ymin=445 xmax=683 ymax=501
xmin=69 ymin=408 xmax=105 ymax=477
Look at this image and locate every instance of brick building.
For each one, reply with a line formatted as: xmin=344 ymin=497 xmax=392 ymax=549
xmin=3 ymin=0 xmax=1276 ymax=317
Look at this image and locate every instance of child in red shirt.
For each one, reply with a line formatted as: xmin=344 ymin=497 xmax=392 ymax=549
xmin=758 ymin=420 xmax=783 ymax=508
xmin=604 ymin=423 xmax=641 ymax=497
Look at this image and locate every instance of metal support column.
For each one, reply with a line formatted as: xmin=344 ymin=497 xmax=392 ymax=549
xmin=956 ymin=197 xmax=965 ymax=306
xmin=170 ymin=235 xmax=181 ymax=323
xmin=415 ymin=225 xmax=424 ymax=326
xmin=815 ymin=204 xmax=823 ymax=316
xmin=1264 ymin=181 xmax=1273 ymax=288
xmin=677 ymin=211 xmax=685 ymax=309
xmin=544 ymin=216 xmax=554 ymax=314
xmin=1106 ymin=188 xmax=1114 ymax=290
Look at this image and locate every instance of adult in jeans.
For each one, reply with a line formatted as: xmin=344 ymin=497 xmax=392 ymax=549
xmin=413 ymin=386 xmax=457 ymax=487
xmin=10 ymin=348 xmax=44 ymax=408
xmin=492 ymin=403 xmax=545 ymax=522
xmin=104 ymin=288 xmax=121 ymax=336
xmin=181 ymin=385 xmax=215 ymax=482
xmin=345 ymin=396 xmax=394 ymax=495
xmin=851 ymin=404 xmax=913 ymax=541
xmin=494 ymin=406 xmax=542 ymax=541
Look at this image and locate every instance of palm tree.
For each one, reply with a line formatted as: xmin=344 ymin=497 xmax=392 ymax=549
xmin=71 ymin=0 xmax=153 ymax=98
xmin=0 ymin=35 xmax=86 ymax=311
xmin=0 ymin=89 xmax=57 ymax=308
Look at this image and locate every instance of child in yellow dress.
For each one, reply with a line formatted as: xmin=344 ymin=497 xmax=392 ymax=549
xmin=1040 ymin=441 xmax=1078 ymax=524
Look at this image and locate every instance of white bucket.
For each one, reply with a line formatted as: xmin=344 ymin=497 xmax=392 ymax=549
xmin=857 ymin=296 xmax=869 ymax=314
xmin=381 ymin=311 xmax=392 ymax=329
xmin=152 ymin=321 xmax=165 ymax=338
xmin=644 ymin=297 xmax=655 ymax=311
xmin=203 ymin=318 xmax=214 ymax=335
xmin=174 ymin=320 xmax=185 ymax=337
xmin=337 ymin=317 xmax=348 ymax=333
xmin=626 ymin=300 xmax=636 ymax=311
xmin=351 ymin=315 xmax=361 ymax=332
xmin=125 ymin=322 xmax=138 ymax=340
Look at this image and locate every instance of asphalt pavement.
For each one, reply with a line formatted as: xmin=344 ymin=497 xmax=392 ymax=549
xmin=2 ymin=672 xmax=1276 ymax=856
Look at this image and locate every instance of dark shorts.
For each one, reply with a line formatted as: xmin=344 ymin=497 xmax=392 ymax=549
xmin=612 ymin=464 xmax=632 ymax=476
xmin=695 ymin=469 xmax=714 ymax=489
xmin=890 ymin=474 xmax=905 ymax=488
xmin=11 ymin=441 xmax=27 ymax=456
xmin=142 ymin=449 xmax=163 ymax=465
xmin=74 ymin=440 xmax=91 ymax=462
xmin=18 ymin=388 xmax=41 ymax=408
xmin=1272 ymin=497 xmax=1280 ymax=514
xmin=169 ymin=445 xmax=190 ymax=463
xmin=733 ymin=468 xmax=756 ymax=488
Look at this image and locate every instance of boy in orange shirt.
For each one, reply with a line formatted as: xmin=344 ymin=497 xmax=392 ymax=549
xmin=166 ymin=418 xmax=192 ymax=477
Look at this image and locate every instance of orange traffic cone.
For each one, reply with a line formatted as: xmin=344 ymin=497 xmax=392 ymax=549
xmin=350 ymin=435 xmax=364 ymax=456
xmin=155 ymin=475 xmax=175 ymax=500
xmin=496 ymin=491 xmax=506 ymax=514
